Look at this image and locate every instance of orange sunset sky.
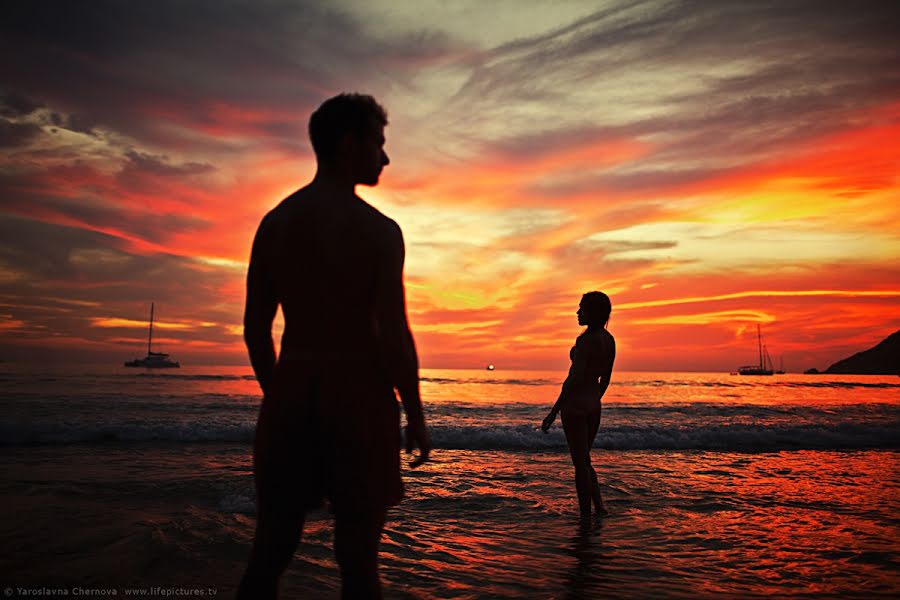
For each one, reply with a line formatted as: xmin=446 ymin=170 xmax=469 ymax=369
xmin=1 ymin=1 xmax=899 ymax=372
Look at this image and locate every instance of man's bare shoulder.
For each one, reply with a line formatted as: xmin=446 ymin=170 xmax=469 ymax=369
xmin=354 ymin=194 xmax=401 ymax=234
xmin=254 ymin=187 xmax=401 ymax=247
xmin=344 ymin=195 xmax=403 ymax=253
xmin=263 ymin=187 xmax=309 ymax=221
xmin=254 ymin=188 xmax=304 ymax=233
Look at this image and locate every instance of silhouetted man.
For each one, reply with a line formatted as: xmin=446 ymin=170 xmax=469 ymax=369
xmin=238 ymin=93 xmax=431 ymax=600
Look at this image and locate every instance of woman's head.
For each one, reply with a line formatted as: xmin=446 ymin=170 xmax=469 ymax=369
xmin=577 ymin=291 xmax=611 ymax=328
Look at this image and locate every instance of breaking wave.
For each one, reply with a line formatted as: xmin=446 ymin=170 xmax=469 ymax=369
xmin=3 ymin=421 xmax=897 ymax=451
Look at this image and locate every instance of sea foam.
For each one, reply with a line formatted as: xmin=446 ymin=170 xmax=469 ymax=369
xmin=2 ymin=420 xmax=897 ymax=451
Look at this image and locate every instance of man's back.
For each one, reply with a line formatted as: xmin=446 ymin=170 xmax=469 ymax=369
xmin=252 ymin=187 xmax=396 ymax=359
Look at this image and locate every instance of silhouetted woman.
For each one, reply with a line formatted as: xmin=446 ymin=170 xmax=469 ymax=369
xmin=542 ymin=291 xmax=616 ymax=517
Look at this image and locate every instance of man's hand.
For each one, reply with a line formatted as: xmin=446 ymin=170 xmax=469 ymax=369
xmin=405 ymin=419 xmax=431 ymax=468
xmin=541 ymin=409 xmax=558 ymax=433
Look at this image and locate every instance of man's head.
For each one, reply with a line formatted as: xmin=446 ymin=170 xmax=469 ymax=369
xmin=308 ymin=93 xmax=390 ymax=186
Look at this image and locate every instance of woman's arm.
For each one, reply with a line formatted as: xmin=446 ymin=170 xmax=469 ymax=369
xmin=542 ymin=336 xmax=592 ymax=431
xmin=541 ymin=376 xmax=571 ymax=431
xmin=550 ymin=374 xmax=573 ymax=414
xmin=596 ymin=334 xmax=616 ymax=401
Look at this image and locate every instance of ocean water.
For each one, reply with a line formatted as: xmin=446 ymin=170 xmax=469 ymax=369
xmin=1 ymin=366 xmax=898 ymax=598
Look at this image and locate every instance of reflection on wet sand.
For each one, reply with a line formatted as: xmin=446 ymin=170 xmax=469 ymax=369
xmin=564 ymin=516 xmax=607 ymax=600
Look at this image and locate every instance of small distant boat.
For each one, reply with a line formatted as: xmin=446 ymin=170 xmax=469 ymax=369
xmin=737 ymin=324 xmax=774 ymax=376
xmin=124 ymin=302 xmax=180 ymax=368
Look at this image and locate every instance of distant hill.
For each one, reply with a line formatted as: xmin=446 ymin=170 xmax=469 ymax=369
xmin=824 ymin=330 xmax=900 ymax=375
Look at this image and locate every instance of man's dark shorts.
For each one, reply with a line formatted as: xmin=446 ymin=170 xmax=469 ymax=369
xmin=253 ymin=358 xmax=403 ymax=514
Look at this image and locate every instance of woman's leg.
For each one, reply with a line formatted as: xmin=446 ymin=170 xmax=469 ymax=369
xmin=561 ymin=411 xmax=593 ymax=515
xmin=585 ymin=409 xmax=606 ymax=514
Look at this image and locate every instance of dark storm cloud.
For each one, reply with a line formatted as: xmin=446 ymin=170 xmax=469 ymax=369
xmin=0 ymin=103 xmax=101 ymax=150
xmin=0 ymin=0 xmax=468 ymax=151
xmin=120 ymin=150 xmax=215 ymax=178
xmin=48 ymin=111 xmax=99 ymax=136
xmin=1 ymin=1 xmax=319 ymax=147
xmin=0 ymin=120 xmax=43 ymax=148
xmin=0 ymin=92 xmax=44 ymax=118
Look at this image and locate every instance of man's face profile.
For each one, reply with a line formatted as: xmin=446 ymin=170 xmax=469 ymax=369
xmin=348 ymin=120 xmax=389 ymax=187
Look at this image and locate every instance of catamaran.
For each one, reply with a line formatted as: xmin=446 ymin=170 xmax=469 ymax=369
xmin=737 ymin=324 xmax=774 ymax=376
xmin=124 ymin=302 xmax=180 ymax=368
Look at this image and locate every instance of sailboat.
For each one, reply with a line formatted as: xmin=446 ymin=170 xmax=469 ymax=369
xmin=737 ymin=324 xmax=774 ymax=376
xmin=124 ymin=302 xmax=180 ymax=368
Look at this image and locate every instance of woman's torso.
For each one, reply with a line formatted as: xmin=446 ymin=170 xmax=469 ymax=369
xmin=563 ymin=328 xmax=615 ymax=416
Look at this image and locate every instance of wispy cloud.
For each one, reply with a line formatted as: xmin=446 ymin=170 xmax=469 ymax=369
xmin=1 ymin=1 xmax=898 ymax=370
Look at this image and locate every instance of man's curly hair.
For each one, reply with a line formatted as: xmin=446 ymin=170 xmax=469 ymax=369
xmin=308 ymin=93 xmax=388 ymax=162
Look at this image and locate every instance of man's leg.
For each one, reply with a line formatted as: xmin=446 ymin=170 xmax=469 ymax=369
xmin=333 ymin=505 xmax=387 ymax=600
xmin=238 ymin=390 xmax=308 ymax=600
xmin=237 ymin=502 xmax=305 ymax=600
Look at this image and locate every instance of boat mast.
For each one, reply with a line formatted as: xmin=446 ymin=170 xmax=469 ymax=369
xmin=757 ymin=324 xmax=763 ymax=369
xmin=148 ymin=302 xmax=154 ymax=355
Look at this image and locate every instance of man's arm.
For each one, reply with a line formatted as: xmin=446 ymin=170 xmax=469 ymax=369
xmin=244 ymin=218 xmax=278 ymax=396
xmin=374 ymin=220 xmax=429 ymax=464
